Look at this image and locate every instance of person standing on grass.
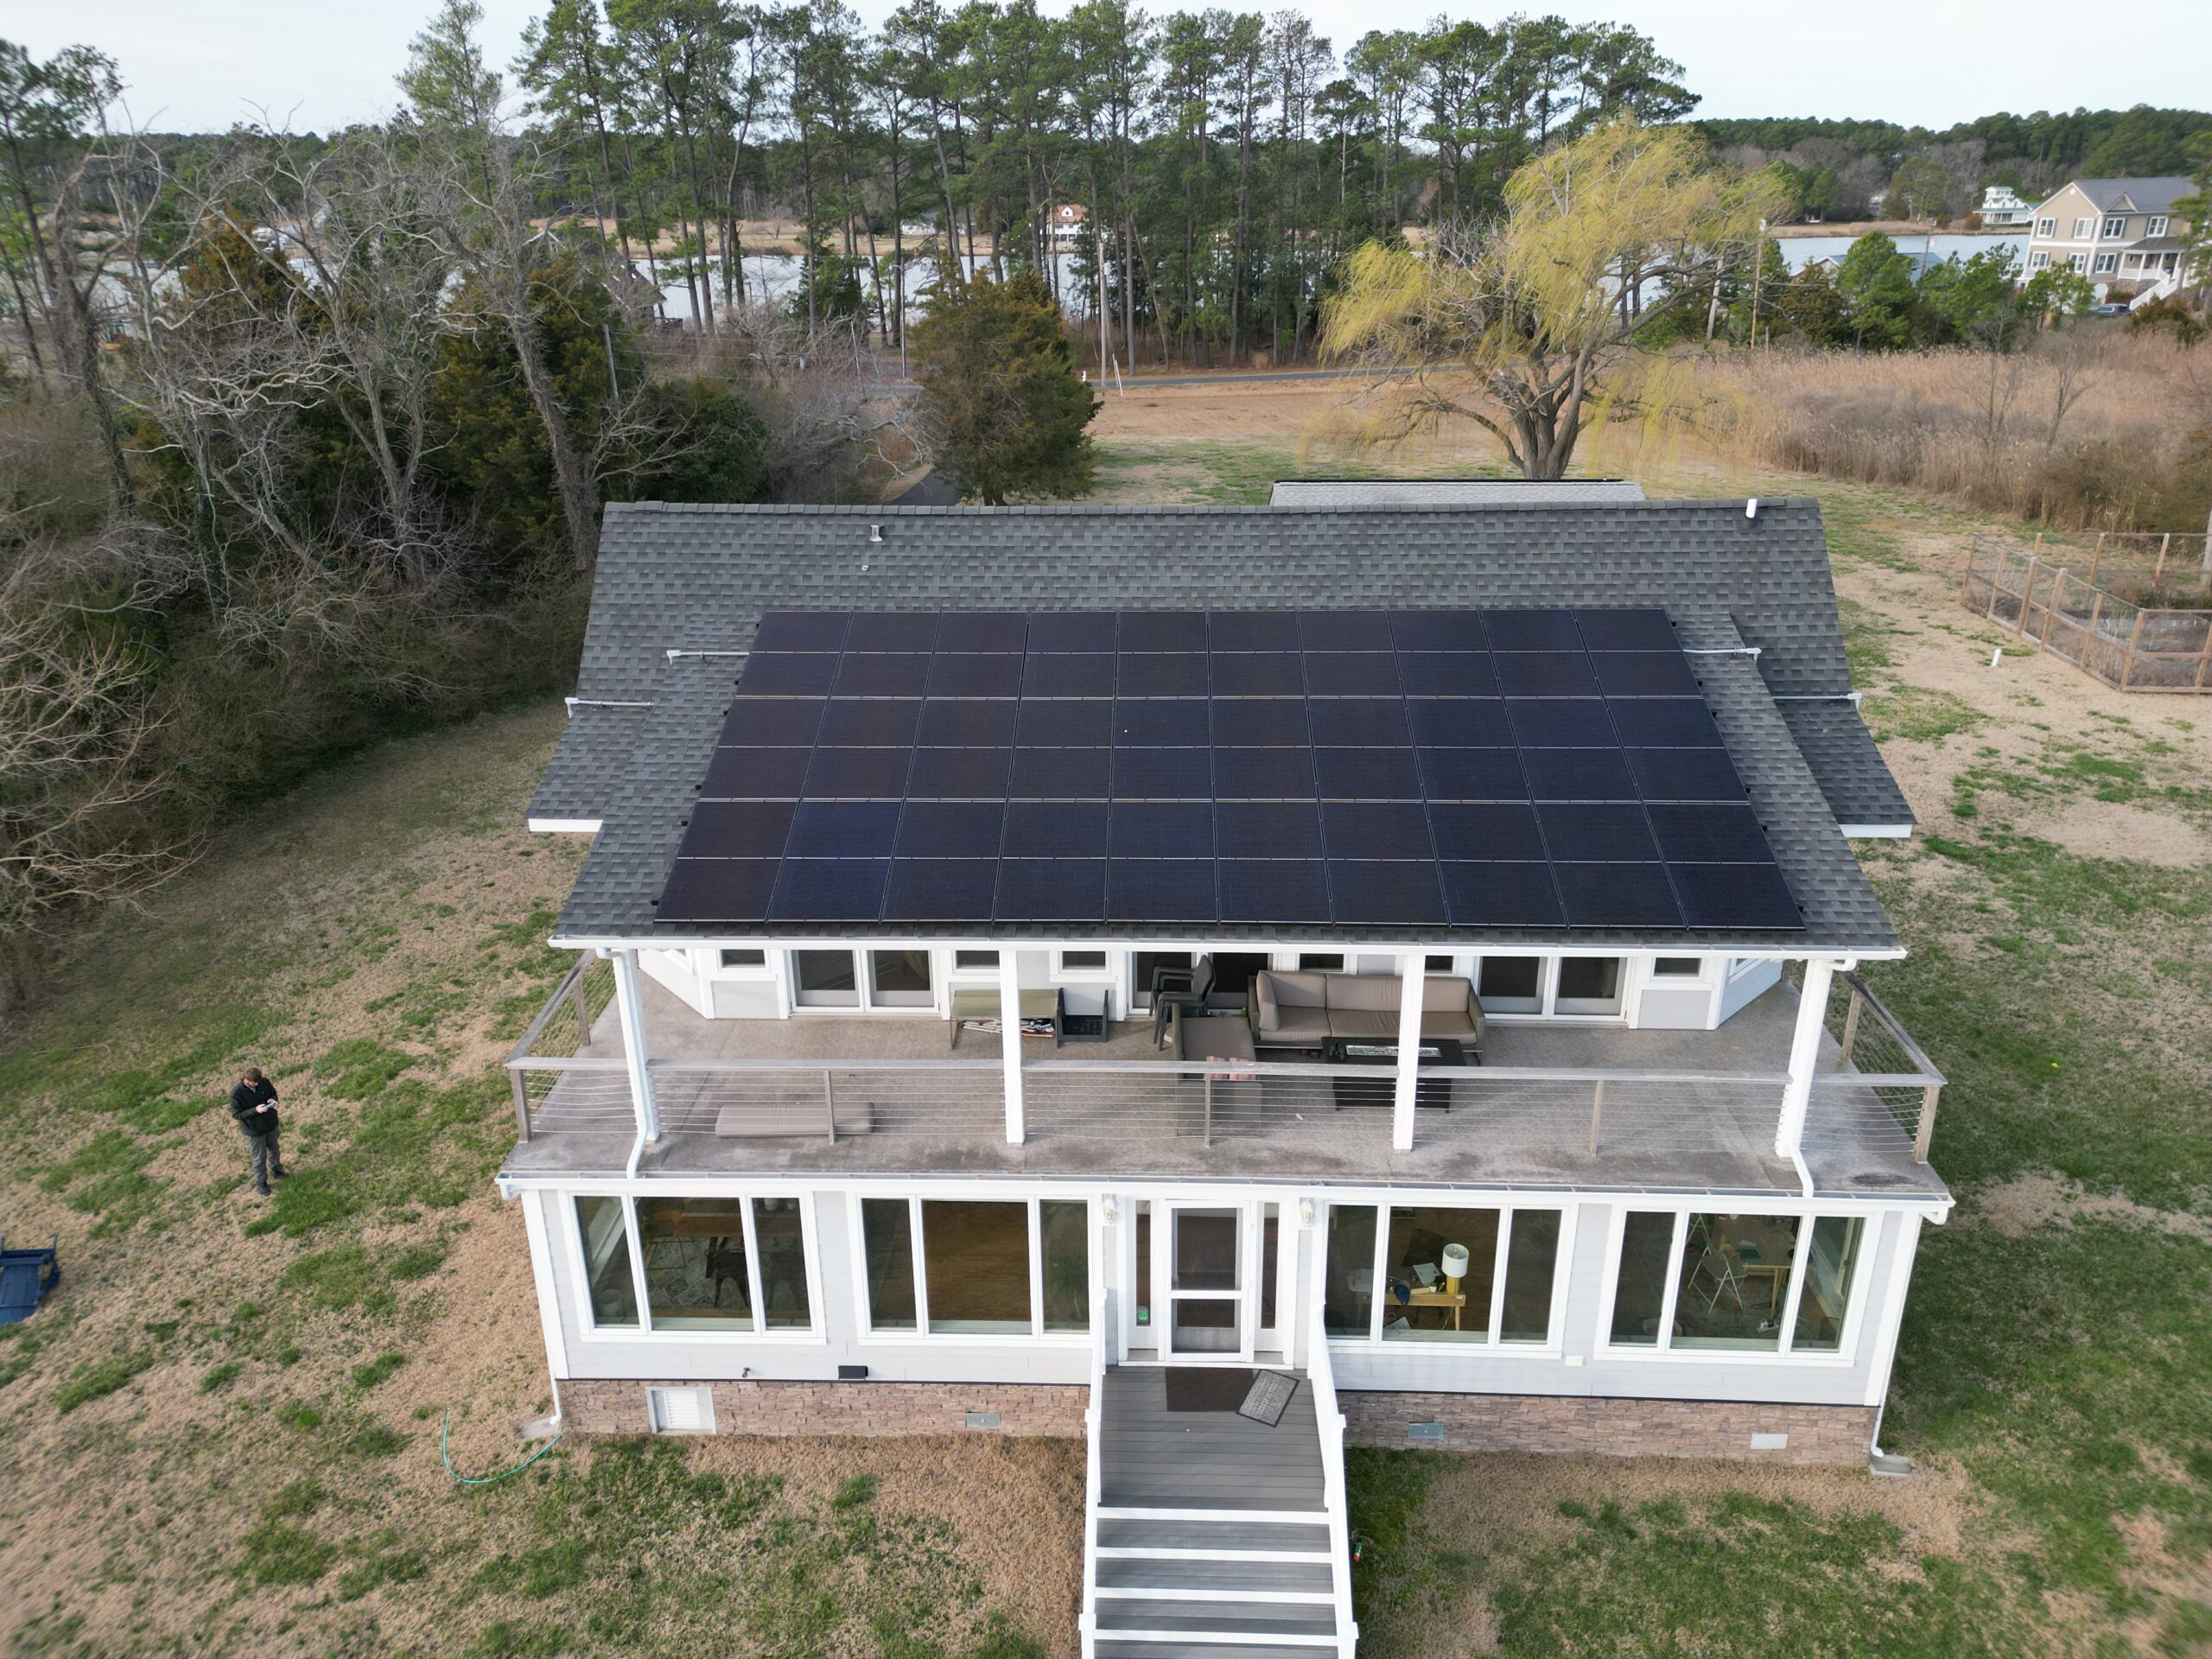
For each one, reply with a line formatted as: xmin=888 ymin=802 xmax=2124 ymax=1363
xmin=229 ymin=1067 xmax=288 ymax=1196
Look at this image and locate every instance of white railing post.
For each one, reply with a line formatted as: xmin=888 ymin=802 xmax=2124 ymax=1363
xmin=999 ymin=951 xmax=1026 ymax=1145
xmin=1391 ymin=952 xmax=1423 ymax=1152
xmin=1776 ymin=957 xmax=1837 ymax=1158
xmin=609 ymin=947 xmax=661 ymax=1142
xmin=1306 ymin=1255 xmax=1361 ymax=1658
xmin=1079 ymin=1284 xmax=1111 ymax=1659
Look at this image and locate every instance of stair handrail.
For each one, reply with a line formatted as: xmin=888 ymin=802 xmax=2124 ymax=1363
xmin=1079 ymin=1284 xmax=1112 ymax=1659
xmin=1306 ymin=1278 xmax=1361 ymax=1656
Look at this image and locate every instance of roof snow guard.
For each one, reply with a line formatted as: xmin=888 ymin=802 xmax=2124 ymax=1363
xmin=537 ymin=499 xmax=1914 ymax=952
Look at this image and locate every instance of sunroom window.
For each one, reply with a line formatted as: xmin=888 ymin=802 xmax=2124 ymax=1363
xmin=634 ymin=1196 xmax=813 ymax=1334
xmin=1606 ymin=1211 xmax=1870 ymax=1357
xmin=574 ymin=1195 xmax=639 ymax=1328
xmin=860 ymin=1196 xmax=1090 ymax=1337
xmin=1326 ymin=1204 xmax=1564 ymax=1346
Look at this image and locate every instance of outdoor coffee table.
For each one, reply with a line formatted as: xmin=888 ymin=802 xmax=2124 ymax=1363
xmin=1325 ymin=1035 xmax=1469 ymax=1112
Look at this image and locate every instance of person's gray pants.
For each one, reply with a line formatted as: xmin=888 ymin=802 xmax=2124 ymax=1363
xmin=249 ymin=1129 xmax=282 ymax=1188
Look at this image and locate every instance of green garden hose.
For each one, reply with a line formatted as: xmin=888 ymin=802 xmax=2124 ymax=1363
xmin=440 ymin=1409 xmax=563 ymax=1486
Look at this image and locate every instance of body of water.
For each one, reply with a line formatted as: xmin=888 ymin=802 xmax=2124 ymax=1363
xmin=1776 ymin=232 xmax=2023 ymax=273
xmin=633 ymin=251 xmax=1086 ymax=325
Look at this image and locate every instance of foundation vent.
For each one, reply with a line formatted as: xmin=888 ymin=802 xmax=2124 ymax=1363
xmin=647 ymin=1386 xmax=715 ymax=1435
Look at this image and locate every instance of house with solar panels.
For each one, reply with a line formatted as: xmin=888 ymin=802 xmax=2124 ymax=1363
xmin=499 ymin=489 xmax=1948 ymax=1659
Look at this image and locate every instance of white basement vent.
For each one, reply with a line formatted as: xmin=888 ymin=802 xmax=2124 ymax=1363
xmin=648 ymin=1386 xmax=715 ymax=1435
xmin=1749 ymin=1431 xmax=1789 ymax=1451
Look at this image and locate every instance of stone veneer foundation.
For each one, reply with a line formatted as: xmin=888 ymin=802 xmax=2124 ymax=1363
xmin=561 ymin=1377 xmax=1088 ymax=1438
xmin=1340 ymin=1390 xmax=1877 ymax=1465
xmin=561 ymin=1378 xmax=1872 ymax=1464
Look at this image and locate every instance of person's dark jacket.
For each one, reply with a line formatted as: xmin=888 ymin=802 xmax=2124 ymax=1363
xmin=229 ymin=1078 xmax=280 ymax=1137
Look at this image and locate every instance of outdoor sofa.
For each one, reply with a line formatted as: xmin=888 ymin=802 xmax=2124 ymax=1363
xmin=1249 ymin=969 xmax=1484 ymax=1052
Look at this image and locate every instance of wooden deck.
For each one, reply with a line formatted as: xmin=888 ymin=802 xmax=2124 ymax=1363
xmin=1098 ymin=1366 xmax=1326 ymax=1513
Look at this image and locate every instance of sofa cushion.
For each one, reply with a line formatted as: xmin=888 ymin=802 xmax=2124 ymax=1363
xmin=1325 ymin=975 xmax=1401 ymax=1013
xmin=1328 ymin=1007 xmax=1401 ymax=1039
xmin=1262 ymin=1006 xmax=1332 ymax=1045
xmin=1266 ymin=970 xmax=1331 ymax=1009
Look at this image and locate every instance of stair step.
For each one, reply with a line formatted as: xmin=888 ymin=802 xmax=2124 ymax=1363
xmin=1097 ymin=1557 xmax=1335 ymax=1595
xmin=1095 ymin=1643 xmax=1341 ymax=1658
xmin=1095 ymin=1643 xmax=1339 ymax=1659
xmin=1096 ymin=1599 xmax=1338 ymax=1637
xmin=1098 ymin=1517 xmax=1333 ymax=1555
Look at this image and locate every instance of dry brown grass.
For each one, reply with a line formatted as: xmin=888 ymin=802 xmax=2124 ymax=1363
xmin=1631 ymin=331 xmax=2212 ymax=531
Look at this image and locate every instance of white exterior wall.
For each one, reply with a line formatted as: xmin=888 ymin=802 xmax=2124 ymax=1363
xmin=523 ymin=1175 xmax=1932 ymax=1414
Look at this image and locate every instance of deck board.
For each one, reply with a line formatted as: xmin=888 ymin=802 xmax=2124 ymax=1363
xmin=1099 ymin=1367 xmax=1326 ymax=1513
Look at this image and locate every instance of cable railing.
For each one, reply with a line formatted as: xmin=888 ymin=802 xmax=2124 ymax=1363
xmin=1803 ymin=970 xmax=1945 ymax=1165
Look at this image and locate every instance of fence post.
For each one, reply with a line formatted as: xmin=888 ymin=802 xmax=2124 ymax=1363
xmin=1913 ymin=1084 xmax=1939 ymax=1163
xmin=1586 ymin=1078 xmax=1605 ymax=1155
xmin=2154 ymin=533 xmax=2171 ymax=584
xmin=2083 ymin=589 xmax=2107 ymax=676
xmin=2122 ymin=607 xmax=2147 ymax=689
xmin=2014 ymin=559 xmax=2037 ymax=637
xmin=2088 ymin=531 xmax=2106 ymax=586
xmin=2196 ymin=616 xmax=2212 ymax=690
xmin=511 ymin=1067 xmax=532 ymax=1141
xmin=1204 ymin=1072 xmax=1215 ymax=1148
xmin=1839 ymin=982 xmax=1864 ymax=1071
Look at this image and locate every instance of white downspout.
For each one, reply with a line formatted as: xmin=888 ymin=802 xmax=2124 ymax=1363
xmin=999 ymin=950 xmax=1026 ymax=1145
xmin=1775 ymin=957 xmax=1838 ymax=1160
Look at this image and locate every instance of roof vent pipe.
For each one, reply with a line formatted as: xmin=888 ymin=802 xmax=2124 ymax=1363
xmin=868 ymin=523 xmax=886 ymax=543
xmin=1745 ymin=497 xmax=1759 ymax=520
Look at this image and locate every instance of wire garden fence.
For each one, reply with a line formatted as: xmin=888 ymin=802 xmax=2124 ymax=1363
xmin=1962 ymin=532 xmax=2212 ymax=693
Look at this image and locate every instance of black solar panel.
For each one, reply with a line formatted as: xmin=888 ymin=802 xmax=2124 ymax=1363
xmin=655 ymin=608 xmax=1802 ymax=933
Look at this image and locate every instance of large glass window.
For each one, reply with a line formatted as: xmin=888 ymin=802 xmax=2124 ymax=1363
xmin=1477 ymin=957 xmax=1542 ymax=1013
xmin=861 ymin=1198 xmax=918 ymax=1330
xmin=637 ymin=1197 xmax=754 ymax=1331
xmin=1555 ymin=957 xmax=1624 ymax=1014
xmin=1606 ymin=1210 xmax=1871 ymax=1357
xmin=1791 ymin=1217 xmax=1865 ymax=1354
xmin=753 ymin=1198 xmax=812 ymax=1330
xmin=1040 ymin=1199 xmax=1090 ymax=1333
xmin=1131 ymin=1202 xmax=1154 ymax=1344
xmin=921 ymin=1200 xmax=1032 ymax=1334
xmin=1500 ymin=1210 xmax=1562 ymax=1344
xmin=1609 ymin=1211 xmax=1675 ymax=1346
xmin=1381 ymin=1206 xmax=1498 ymax=1342
xmin=869 ymin=950 xmax=934 ymax=1007
xmin=1323 ymin=1205 xmax=1377 ymax=1337
xmin=574 ymin=1196 xmax=639 ymax=1328
xmin=1673 ymin=1213 xmax=1800 ymax=1351
xmin=793 ymin=950 xmax=859 ymax=1007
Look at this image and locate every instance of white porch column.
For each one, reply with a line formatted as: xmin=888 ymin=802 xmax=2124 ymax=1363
xmin=999 ymin=950 xmax=1027 ymax=1145
xmin=609 ymin=947 xmax=661 ymax=1142
xmin=1392 ymin=952 xmax=1424 ymax=1152
xmin=1775 ymin=957 xmax=1837 ymax=1158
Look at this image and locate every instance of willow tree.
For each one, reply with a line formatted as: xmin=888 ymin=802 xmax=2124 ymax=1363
xmin=1319 ymin=118 xmax=1780 ymax=478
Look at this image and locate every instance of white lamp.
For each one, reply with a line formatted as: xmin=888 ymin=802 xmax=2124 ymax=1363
xmin=1441 ymin=1243 xmax=1470 ymax=1298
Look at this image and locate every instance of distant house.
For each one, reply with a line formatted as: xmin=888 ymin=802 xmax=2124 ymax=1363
xmin=1974 ymin=186 xmax=2034 ymax=230
xmin=2024 ymin=178 xmax=2198 ymax=299
xmin=1047 ymin=203 xmax=1090 ymax=247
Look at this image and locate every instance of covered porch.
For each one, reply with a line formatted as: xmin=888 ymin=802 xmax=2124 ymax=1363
xmin=502 ymin=955 xmax=1943 ymax=1199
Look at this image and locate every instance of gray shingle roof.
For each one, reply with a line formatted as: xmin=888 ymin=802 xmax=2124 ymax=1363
xmin=529 ymin=703 xmax=648 ymax=823
xmin=1778 ymin=703 xmax=1915 ymax=832
xmin=540 ymin=499 xmax=1908 ymax=954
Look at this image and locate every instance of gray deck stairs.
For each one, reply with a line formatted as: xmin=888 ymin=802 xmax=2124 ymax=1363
xmin=1084 ymin=1365 xmax=1353 ymax=1657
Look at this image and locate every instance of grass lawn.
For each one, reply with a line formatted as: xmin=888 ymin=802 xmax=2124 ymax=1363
xmin=2 ymin=433 xmax=2209 ymax=1656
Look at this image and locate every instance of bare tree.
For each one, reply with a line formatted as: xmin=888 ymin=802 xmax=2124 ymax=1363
xmin=0 ymin=508 xmax=185 ymax=1007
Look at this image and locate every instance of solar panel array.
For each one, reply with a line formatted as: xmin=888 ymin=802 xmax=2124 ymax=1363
xmin=654 ymin=609 xmax=1803 ymax=931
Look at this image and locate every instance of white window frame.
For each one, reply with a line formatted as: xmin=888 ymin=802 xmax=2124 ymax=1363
xmin=2073 ymin=216 xmax=2094 ymax=239
xmin=2148 ymin=216 xmax=2169 ymax=238
xmin=714 ymin=946 xmax=770 ymax=975
xmin=566 ymin=1191 xmax=825 ymax=1344
xmin=2102 ymin=215 xmax=2126 ymax=238
xmin=2068 ymin=252 xmax=2087 ymax=272
xmin=2036 ymin=217 xmax=2056 ymax=238
xmin=2092 ymin=252 xmax=2119 ymax=275
xmin=2028 ymin=250 xmax=2050 ymax=270
xmin=849 ymin=1189 xmax=1094 ymax=1344
xmin=788 ymin=947 xmax=862 ymax=1010
xmin=866 ymin=946 xmax=938 ymax=1008
xmin=1323 ymin=1199 xmax=1576 ymax=1356
xmin=1592 ymin=1203 xmax=1878 ymax=1367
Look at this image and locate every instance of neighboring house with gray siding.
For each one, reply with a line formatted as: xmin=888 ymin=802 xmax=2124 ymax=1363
xmin=500 ymin=493 xmax=1945 ymax=1658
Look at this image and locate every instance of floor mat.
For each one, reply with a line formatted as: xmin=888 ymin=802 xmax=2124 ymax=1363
xmin=1162 ymin=1367 xmax=1256 ymax=1412
xmin=1237 ymin=1370 xmax=1300 ymax=1427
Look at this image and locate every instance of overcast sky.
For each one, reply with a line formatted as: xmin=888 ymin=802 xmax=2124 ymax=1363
xmin=8 ymin=0 xmax=2209 ymax=136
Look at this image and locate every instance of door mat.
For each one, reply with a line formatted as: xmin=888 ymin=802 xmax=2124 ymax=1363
xmin=1162 ymin=1367 xmax=1256 ymax=1413
xmin=1237 ymin=1370 xmax=1300 ymax=1427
